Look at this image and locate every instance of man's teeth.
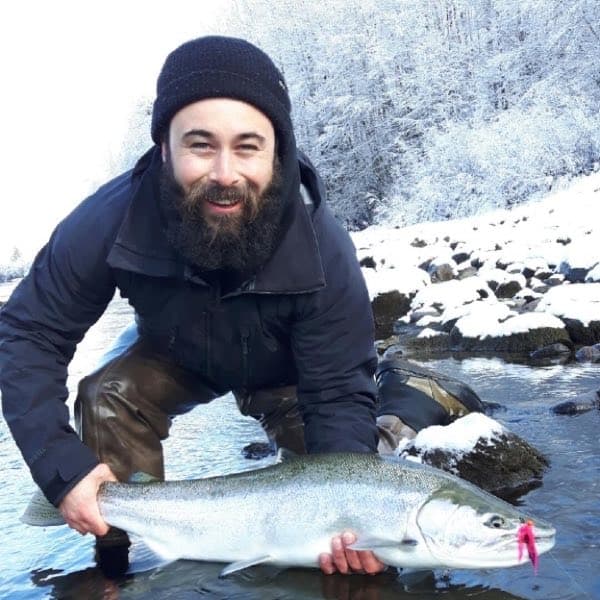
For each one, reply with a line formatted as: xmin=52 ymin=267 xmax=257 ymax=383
xmin=209 ymin=198 xmax=240 ymax=206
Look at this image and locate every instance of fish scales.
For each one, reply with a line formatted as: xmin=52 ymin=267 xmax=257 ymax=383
xmin=22 ymin=453 xmax=556 ymax=574
xmin=99 ymin=454 xmax=427 ymax=566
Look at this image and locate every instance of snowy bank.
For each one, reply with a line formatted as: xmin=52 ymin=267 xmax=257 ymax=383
xmin=355 ymin=172 xmax=600 ymax=359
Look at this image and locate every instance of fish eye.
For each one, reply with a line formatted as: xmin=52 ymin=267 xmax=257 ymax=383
xmin=485 ymin=515 xmax=506 ymax=529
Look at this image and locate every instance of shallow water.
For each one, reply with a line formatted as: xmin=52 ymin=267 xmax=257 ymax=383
xmin=1 ymin=282 xmax=599 ymax=599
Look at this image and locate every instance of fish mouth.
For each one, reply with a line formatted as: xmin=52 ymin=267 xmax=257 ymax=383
xmin=486 ymin=528 xmax=556 ymax=568
xmin=494 ymin=526 xmax=556 ymax=551
xmin=421 ymin=526 xmax=556 ymax=569
xmin=528 ymin=527 xmax=556 ymax=554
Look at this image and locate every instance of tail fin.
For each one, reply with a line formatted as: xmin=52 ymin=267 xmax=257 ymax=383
xmin=21 ymin=489 xmax=66 ymax=526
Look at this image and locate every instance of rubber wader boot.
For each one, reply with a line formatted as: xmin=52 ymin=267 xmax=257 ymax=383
xmin=236 ymin=386 xmax=415 ymax=457
xmin=375 ymin=357 xmax=485 ymax=453
xmin=94 ymin=529 xmax=131 ymax=578
xmin=75 ymin=340 xmax=220 ymax=576
xmin=376 ymin=414 xmax=416 ymax=455
xmin=234 ymin=385 xmax=306 ymax=455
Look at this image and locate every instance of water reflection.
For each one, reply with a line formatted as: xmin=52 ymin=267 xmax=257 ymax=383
xmin=30 ymin=561 xmax=529 ymax=600
xmin=2 ymin=294 xmax=600 ymax=599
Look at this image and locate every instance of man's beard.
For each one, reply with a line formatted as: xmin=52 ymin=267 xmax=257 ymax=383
xmin=159 ymin=158 xmax=283 ymax=275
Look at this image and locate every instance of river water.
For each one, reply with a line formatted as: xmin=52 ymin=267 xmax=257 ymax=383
xmin=0 ymin=280 xmax=598 ymax=600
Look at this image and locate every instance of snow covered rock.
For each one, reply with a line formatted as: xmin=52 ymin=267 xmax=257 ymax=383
xmin=558 ymin=236 xmax=600 ymax=282
xmin=399 ymin=414 xmax=549 ymax=500
xmin=536 ymin=284 xmax=600 ymax=344
xmin=450 ymin=310 xmax=569 ymax=353
xmin=362 ymin=266 xmax=430 ymax=338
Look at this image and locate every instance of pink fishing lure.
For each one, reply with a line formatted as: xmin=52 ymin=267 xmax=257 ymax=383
xmin=517 ymin=520 xmax=539 ymax=574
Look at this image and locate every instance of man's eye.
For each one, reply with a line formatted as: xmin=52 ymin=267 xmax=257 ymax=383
xmin=191 ymin=142 xmax=211 ymax=150
xmin=238 ymin=145 xmax=258 ymax=152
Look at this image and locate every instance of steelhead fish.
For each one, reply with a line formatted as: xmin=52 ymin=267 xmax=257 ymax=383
xmin=22 ymin=453 xmax=555 ymax=576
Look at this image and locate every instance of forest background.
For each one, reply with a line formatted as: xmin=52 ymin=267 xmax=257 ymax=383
xmin=1 ymin=0 xmax=599 ymax=278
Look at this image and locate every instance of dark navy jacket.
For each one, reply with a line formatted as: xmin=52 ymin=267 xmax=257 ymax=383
xmin=0 ymin=148 xmax=378 ymax=505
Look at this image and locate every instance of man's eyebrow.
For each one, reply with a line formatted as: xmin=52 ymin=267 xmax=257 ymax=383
xmin=182 ymin=129 xmax=267 ymax=145
xmin=236 ymin=132 xmax=267 ymax=145
xmin=182 ymin=129 xmax=214 ymax=140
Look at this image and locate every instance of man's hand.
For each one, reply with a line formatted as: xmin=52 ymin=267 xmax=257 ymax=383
xmin=58 ymin=463 xmax=117 ymax=536
xmin=319 ymin=532 xmax=386 ymax=575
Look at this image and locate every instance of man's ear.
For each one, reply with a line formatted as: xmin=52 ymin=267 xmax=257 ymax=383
xmin=161 ymin=141 xmax=168 ymax=163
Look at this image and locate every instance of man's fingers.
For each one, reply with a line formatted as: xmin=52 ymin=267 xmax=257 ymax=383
xmin=358 ymin=552 xmax=386 ymax=575
xmin=319 ymin=552 xmax=336 ymax=575
xmin=331 ymin=536 xmax=350 ymax=574
xmin=341 ymin=532 xmax=386 ymax=575
xmin=322 ymin=533 xmax=388 ymax=576
xmin=88 ymin=518 xmax=110 ymax=537
xmin=341 ymin=532 xmax=363 ymax=571
xmin=63 ymin=512 xmax=109 ymax=536
xmin=59 ymin=463 xmax=117 ymax=536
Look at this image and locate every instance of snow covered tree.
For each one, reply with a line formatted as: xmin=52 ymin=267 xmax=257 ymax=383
xmin=113 ymin=0 xmax=600 ymax=228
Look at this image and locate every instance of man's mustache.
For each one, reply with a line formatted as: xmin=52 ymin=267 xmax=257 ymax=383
xmin=182 ymin=181 xmax=260 ymax=220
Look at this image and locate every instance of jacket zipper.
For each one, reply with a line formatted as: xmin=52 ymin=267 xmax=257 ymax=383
xmin=241 ymin=325 xmax=250 ymax=389
xmin=204 ymin=311 xmax=211 ymax=378
xmin=168 ymin=326 xmax=177 ymax=352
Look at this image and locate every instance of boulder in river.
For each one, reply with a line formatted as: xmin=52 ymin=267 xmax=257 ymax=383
xmin=450 ymin=311 xmax=570 ymax=354
xmin=529 ymin=342 xmax=573 ymax=364
xmin=575 ymin=343 xmax=600 ymax=363
xmin=371 ymin=290 xmax=413 ymax=339
xmin=551 ymin=389 xmax=600 ymax=415
xmin=398 ymin=413 xmax=549 ymax=502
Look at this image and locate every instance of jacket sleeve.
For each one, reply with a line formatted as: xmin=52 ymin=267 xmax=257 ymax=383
xmin=0 ymin=193 xmax=119 ymax=506
xmin=291 ymin=213 xmax=379 ymax=454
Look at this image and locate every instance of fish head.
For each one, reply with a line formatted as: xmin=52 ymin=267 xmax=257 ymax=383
xmin=415 ymin=483 xmax=556 ymax=569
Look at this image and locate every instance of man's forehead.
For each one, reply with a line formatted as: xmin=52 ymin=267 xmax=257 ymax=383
xmin=170 ymin=97 xmax=274 ymax=138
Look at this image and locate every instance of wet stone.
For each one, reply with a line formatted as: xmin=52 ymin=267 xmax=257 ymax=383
xmin=530 ymin=342 xmax=573 ymax=360
xmin=563 ymin=318 xmax=600 ymax=345
xmin=575 ymin=344 xmax=600 ymax=362
xmin=242 ymin=442 xmax=275 ymax=460
xmin=551 ymin=389 xmax=600 ymax=415
xmin=496 ymin=280 xmax=523 ymax=299
xmin=371 ymin=290 xmax=413 ymax=339
xmin=401 ymin=430 xmax=549 ymax=502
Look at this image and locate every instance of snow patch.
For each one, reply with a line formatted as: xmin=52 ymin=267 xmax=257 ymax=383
xmin=412 ymin=413 xmax=505 ymax=455
xmin=536 ymin=284 xmax=600 ymax=326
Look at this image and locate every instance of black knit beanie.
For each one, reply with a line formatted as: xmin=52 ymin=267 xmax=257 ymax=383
xmin=151 ymin=36 xmax=293 ymax=146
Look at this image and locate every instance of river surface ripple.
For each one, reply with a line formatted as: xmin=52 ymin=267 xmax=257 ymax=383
xmin=0 ymin=282 xmax=598 ymax=600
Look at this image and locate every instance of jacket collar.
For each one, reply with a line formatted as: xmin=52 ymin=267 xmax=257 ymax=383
xmin=107 ymin=147 xmax=325 ymax=294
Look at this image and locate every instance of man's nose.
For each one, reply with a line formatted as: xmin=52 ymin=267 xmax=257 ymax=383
xmin=209 ymin=151 xmax=239 ymax=187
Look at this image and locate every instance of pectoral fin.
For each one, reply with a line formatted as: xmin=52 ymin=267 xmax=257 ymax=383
xmin=220 ymin=555 xmax=273 ymax=577
xmin=348 ymin=535 xmax=416 ymax=551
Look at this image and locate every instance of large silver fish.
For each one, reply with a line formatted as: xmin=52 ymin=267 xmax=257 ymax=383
xmin=22 ymin=453 xmax=555 ymax=575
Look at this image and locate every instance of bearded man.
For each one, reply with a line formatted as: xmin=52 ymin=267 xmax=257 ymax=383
xmin=0 ymin=36 xmax=389 ymax=576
